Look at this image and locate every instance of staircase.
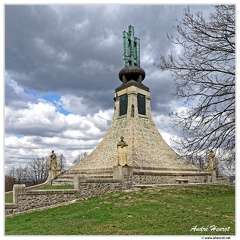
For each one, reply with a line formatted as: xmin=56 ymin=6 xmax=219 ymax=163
xmin=51 ymin=167 xmax=114 ymax=185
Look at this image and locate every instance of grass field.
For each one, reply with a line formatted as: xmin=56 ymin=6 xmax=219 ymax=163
xmin=34 ymin=184 xmax=74 ymax=190
xmin=5 ymin=185 xmax=235 ymax=235
xmin=5 ymin=193 xmax=13 ymax=204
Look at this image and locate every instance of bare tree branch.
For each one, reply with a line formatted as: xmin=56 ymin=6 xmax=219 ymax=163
xmin=157 ymin=5 xmax=235 ymax=171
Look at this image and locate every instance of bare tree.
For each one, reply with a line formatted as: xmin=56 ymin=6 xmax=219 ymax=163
xmin=5 ymin=153 xmax=69 ymax=189
xmin=57 ymin=154 xmax=67 ymax=171
xmin=157 ymin=5 xmax=235 ymax=166
xmin=25 ymin=157 xmax=49 ymax=184
xmin=5 ymin=175 xmax=15 ymax=192
xmin=14 ymin=165 xmax=26 ymax=183
xmin=73 ymin=152 xmax=88 ymax=164
xmin=6 ymin=165 xmax=27 ymax=190
xmin=7 ymin=167 xmax=16 ymax=182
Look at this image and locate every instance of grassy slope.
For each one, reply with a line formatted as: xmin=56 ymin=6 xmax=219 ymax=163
xmin=5 ymin=185 xmax=235 ymax=235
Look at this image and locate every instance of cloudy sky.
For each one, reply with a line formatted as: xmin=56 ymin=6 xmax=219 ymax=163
xmin=4 ymin=3 xmax=217 ymax=171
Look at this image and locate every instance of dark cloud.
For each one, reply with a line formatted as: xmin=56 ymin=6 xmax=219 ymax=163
xmin=5 ymin=4 xmax=213 ymax=168
xmin=6 ymin=5 xmax=194 ymax=111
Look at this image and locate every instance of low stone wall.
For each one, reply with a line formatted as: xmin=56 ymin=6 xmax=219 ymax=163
xmin=132 ymin=168 xmax=214 ymax=185
xmin=5 ymin=166 xmax=228 ymax=216
xmin=5 ymin=204 xmax=18 ymax=216
xmin=6 ymin=188 xmax=78 ymax=216
xmin=17 ymin=190 xmax=78 ymax=212
xmin=216 ymin=176 xmax=230 ymax=185
xmin=5 ymin=175 xmax=132 ymax=216
xmin=77 ymin=179 xmax=125 ymax=199
xmin=132 ymin=175 xmax=208 ymax=185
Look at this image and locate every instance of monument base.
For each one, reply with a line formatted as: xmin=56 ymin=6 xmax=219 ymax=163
xmin=46 ymin=170 xmax=61 ymax=185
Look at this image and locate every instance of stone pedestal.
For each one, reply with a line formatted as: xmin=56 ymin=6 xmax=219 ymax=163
xmin=113 ymin=165 xmax=133 ymax=180
xmin=46 ymin=170 xmax=61 ymax=185
xmin=122 ymin=166 xmax=133 ymax=176
xmin=74 ymin=175 xmax=80 ymax=190
xmin=113 ymin=166 xmax=123 ymax=179
xmin=13 ymin=184 xmax=26 ymax=205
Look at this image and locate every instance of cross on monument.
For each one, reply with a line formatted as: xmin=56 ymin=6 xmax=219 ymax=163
xmin=123 ymin=25 xmax=140 ymax=67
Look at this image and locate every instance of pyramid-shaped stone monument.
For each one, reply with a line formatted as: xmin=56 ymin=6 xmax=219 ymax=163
xmin=53 ymin=26 xmax=214 ymax=185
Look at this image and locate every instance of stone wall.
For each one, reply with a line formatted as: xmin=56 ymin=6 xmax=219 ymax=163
xmin=132 ymin=175 xmax=212 ymax=185
xmin=5 ymin=176 xmax=132 ymax=216
xmin=6 ymin=189 xmax=78 ymax=216
xmin=131 ymin=167 xmax=214 ymax=185
xmin=215 ymin=176 xmax=230 ymax=185
xmin=76 ymin=177 xmax=132 ymax=199
xmin=5 ymin=167 xmax=227 ymax=216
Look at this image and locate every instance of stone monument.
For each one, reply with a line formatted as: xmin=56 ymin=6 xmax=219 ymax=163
xmin=117 ymin=136 xmax=128 ymax=166
xmin=46 ymin=150 xmax=61 ymax=184
xmin=52 ymin=25 xmax=213 ymax=185
xmin=49 ymin=150 xmax=59 ymax=171
xmin=206 ymin=150 xmax=216 ymax=171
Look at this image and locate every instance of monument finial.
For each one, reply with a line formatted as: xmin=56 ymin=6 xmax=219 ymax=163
xmin=118 ymin=25 xmax=146 ymax=86
xmin=123 ymin=25 xmax=140 ymax=67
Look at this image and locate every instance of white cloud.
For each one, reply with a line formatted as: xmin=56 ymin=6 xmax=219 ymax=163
xmin=6 ymin=76 xmax=24 ymax=95
xmin=58 ymin=95 xmax=89 ymax=115
xmin=5 ymin=102 xmax=63 ymax=132
xmin=160 ymin=132 xmax=171 ymax=146
xmin=152 ymin=112 xmax=180 ymax=150
xmin=5 ymin=100 xmax=113 ymax=168
xmin=74 ymin=19 xmax=89 ymax=32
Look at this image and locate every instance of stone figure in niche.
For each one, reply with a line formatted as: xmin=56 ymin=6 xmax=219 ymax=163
xmin=206 ymin=150 xmax=216 ymax=171
xmin=117 ymin=136 xmax=128 ymax=166
xmin=49 ymin=150 xmax=59 ymax=171
xmin=131 ymin=104 xmax=135 ymax=117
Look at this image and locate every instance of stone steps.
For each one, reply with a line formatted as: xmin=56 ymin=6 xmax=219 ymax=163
xmin=52 ymin=168 xmax=114 ymax=185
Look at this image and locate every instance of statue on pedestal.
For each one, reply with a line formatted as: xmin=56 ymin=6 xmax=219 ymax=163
xmin=49 ymin=150 xmax=59 ymax=171
xmin=46 ymin=150 xmax=61 ymax=185
xmin=117 ymin=136 xmax=128 ymax=166
xmin=205 ymin=150 xmax=216 ymax=171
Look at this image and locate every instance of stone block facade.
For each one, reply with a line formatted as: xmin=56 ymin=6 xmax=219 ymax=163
xmin=60 ymin=84 xmax=198 ymax=182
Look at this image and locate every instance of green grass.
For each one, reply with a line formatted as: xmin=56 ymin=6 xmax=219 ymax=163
xmin=34 ymin=184 xmax=74 ymax=190
xmin=5 ymin=185 xmax=235 ymax=235
xmin=5 ymin=193 xmax=13 ymax=204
